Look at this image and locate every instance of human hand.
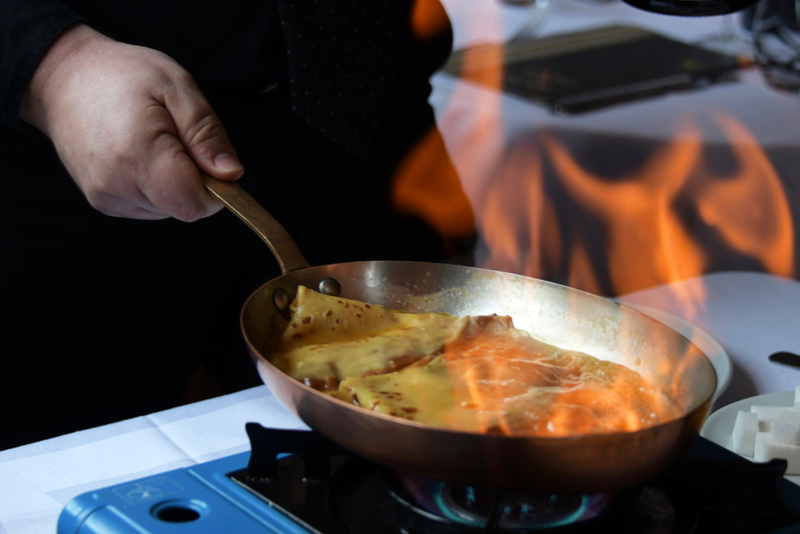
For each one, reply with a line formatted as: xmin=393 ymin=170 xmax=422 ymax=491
xmin=21 ymin=23 xmax=243 ymax=221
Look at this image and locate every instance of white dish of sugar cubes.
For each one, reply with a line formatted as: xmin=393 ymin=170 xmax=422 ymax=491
xmin=701 ymin=390 xmax=800 ymax=484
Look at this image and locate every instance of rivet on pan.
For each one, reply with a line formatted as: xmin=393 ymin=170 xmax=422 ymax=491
xmin=273 ymin=288 xmax=291 ymax=311
xmin=319 ymin=278 xmax=342 ymax=297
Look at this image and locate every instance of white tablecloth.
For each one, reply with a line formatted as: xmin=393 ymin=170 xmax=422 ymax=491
xmin=2 ymin=271 xmax=800 ymax=534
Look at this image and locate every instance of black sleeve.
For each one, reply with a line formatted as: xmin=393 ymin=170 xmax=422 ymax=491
xmin=0 ymin=0 xmax=84 ymax=127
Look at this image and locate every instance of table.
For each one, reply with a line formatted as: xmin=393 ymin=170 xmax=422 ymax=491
xmin=2 ymin=271 xmax=799 ymax=534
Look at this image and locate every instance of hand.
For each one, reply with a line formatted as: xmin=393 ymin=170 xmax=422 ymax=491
xmin=21 ymin=23 xmax=243 ymax=221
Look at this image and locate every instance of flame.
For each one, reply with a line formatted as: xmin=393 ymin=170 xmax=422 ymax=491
xmin=692 ymin=113 xmax=794 ymax=278
xmin=478 ymin=142 xmax=562 ymax=276
xmin=441 ymin=316 xmax=682 ymax=436
xmin=387 ymin=5 xmax=795 ymax=436
xmin=394 ymin=4 xmax=794 ymax=301
xmin=566 ymin=235 xmax=602 ymax=296
xmin=392 ymin=127 xmax=475 ymax=238
xmin=546 ymin=114 xmax=792 ymax=298
xmin=409 ymin=0 xmax=451 ymax=41
xmin=467 ymin=114 xmax=794 ymax=308
xmin=543 ymin=123 xmax=710 ymax=298
xmin=391 ymin=2 xmax=506 ymax=241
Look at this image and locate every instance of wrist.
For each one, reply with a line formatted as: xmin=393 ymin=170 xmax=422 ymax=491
xmin=20 ymin=23 xmax=108 ymax=133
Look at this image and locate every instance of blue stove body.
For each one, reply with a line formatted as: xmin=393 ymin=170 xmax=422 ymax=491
xmin=57 ymin=451 xmax=308 ymax=534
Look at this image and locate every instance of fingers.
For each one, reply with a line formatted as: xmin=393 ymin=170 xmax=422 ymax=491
xmin=164 ymin=75 xmax=244 ymax=182
xmin=147 ymin=129 xmax=226 ymax=222
xmin=146 ymin=72 xmax=243 ymax=221
xmin=72 ymin=102 xmax=226 ymax=222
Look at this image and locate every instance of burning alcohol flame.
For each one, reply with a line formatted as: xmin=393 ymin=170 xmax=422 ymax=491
xmin=392 ymin=0 xmax=504 ymax=241
xmin=394 ymin=110 xmax=794 ymax=301
xmin=440 ymin=316 xmax=683 ymax=436
xmin=409 ymin=0 xmax=452 ymax=41
xmin=542 ymin=122 xmax=710 ymax=298
xmin=693 ymin=114 xmax=794 ymax=279
xmin=393 ymin=2 xmax=794 ymax=304
xmin=544 ymin=113 xmax=793 ymax=298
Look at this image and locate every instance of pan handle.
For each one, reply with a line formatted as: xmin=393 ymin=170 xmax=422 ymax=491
xmin=202 ymin=173 xmax=311 ymax=274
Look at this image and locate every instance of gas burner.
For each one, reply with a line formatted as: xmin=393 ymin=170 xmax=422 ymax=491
xmin=386 ymin=471 xmax=614 ymax=531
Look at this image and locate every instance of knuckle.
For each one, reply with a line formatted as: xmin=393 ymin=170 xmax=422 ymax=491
xmin=154 ymin=52 xmax=193 ymax=85
xmin=173 ymin=67 xmax=197 ymax=89
xmin=84 ymin=190 xmax=120 ymax=217
xmin=185 ymin=115 xmax=225 ymax=151
xmin=174 ymin=202 xmax=208 ymax=223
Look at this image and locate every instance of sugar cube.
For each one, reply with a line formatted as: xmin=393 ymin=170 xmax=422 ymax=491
xmin=731 ymin=410 xmax=759 ymax=456
xmin=751 ymin=406 xmax=784 ymax=431
xmin=754 ymin=432 xmax=800 ymax=474
xmin=770 ymin=409 xmax=800 ymax=445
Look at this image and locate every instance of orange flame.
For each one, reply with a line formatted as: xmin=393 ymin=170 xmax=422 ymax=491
xmin=392 ymin=127 xmax=475 ymax=238
xmin=543 ymin=122 xmax=710 ymax=298
xmin=388 ymin=6 xmax=795 ymax=436
xmin=394 ymin=4 xmax=794 ymax=300
xmin=459 ymin=113 xmax=794 ymax=309
xmin=441 ymin=316 xmax=682 ymax=436
xmin=392 ymin=2 xmax=506 ymax=242
xmin=478 ymin=142 xmax=562 ymax=276
xmin=539 ymin=113 xmax=794 ymax=299
xmin=409 ymin=0 xmax=451 ymax=41
xmin=692 ymin=113 xmax=794 ymax=278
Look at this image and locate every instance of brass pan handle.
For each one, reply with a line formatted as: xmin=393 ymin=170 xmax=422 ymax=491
xmin=202 ymin=174 xmax=310 ymax=274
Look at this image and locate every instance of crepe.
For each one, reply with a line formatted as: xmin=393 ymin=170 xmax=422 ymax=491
xmin=267 ymin=285 xmax=466 ymax=391
xmin=267 ymin=287 xmax=682 ymax=436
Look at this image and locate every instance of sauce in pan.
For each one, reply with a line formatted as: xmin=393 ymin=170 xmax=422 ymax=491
xmin=267 ymin=286 xmax=682 ymax=436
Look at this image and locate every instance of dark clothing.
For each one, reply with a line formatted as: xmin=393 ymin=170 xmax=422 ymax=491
xmin=0 ymin=0 xmax=83 ymax=126
xmin=0 ymin=0 xmax=453 ymax=449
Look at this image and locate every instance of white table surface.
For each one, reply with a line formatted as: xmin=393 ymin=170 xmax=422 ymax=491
xmin=2 ymin=271 xmax=800 ymax=534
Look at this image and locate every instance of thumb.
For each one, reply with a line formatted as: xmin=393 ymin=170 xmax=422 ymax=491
xmin=165 ymin=79 xmax=244 ymax=181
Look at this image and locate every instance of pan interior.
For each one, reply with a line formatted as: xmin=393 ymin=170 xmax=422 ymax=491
xmin=242 ymin=261 xmax=716 ymax=417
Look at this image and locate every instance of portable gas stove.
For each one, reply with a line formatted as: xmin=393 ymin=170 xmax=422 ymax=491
xmin=58 ymin=424 xmax=800 ymax=534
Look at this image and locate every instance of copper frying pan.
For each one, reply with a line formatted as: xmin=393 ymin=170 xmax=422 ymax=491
xmin=204 ymin=175 xmax=716 ymax=493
